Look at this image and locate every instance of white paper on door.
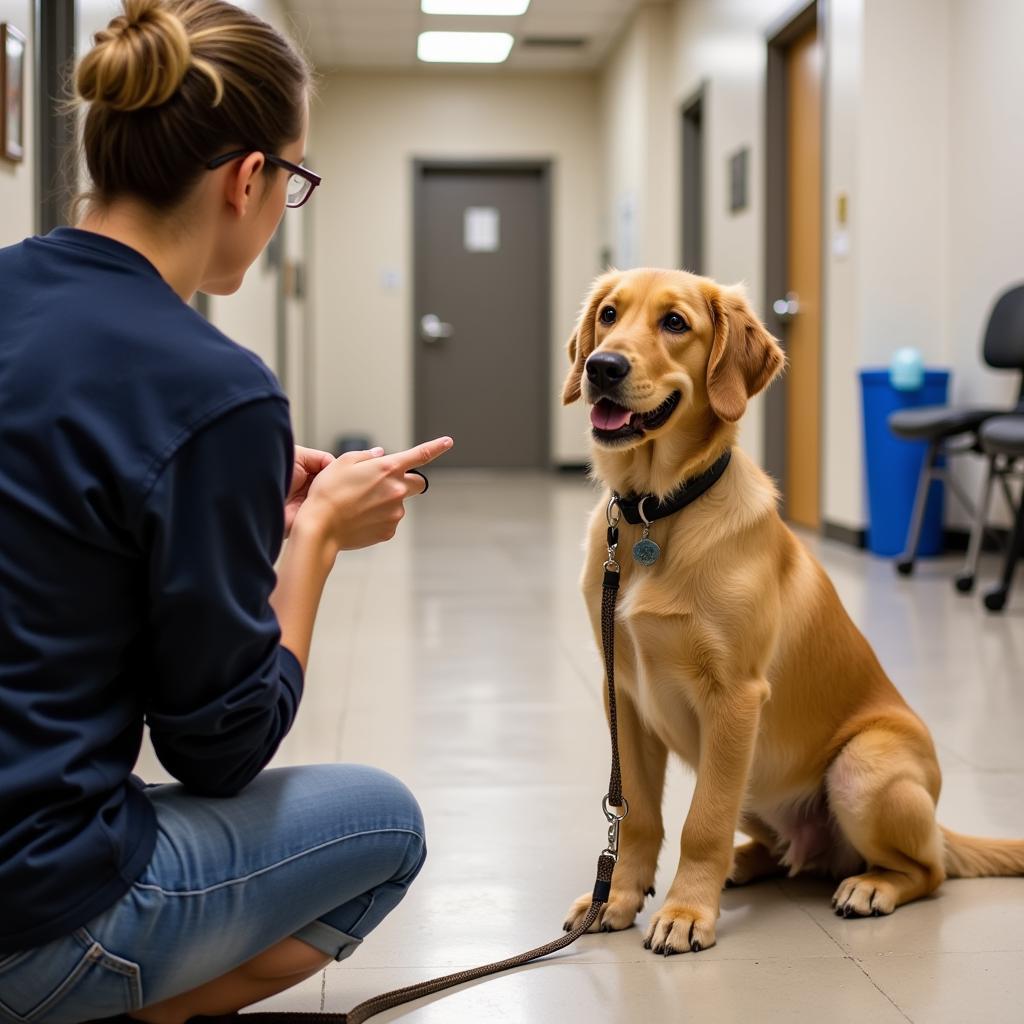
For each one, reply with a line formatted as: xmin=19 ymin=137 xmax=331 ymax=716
xmin=464 ymin=207 xmax=501 ymax=253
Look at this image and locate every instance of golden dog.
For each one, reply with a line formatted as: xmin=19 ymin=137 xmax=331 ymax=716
xmin=561 ymin=267 xmax=1024 ymax=955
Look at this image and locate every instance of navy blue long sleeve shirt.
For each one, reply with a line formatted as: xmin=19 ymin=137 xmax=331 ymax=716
xmin=0 ymin=228 xmax=304 ymax=952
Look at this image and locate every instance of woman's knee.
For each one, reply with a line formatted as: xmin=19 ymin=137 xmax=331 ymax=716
xmin=350 ymin=764 xmax=423 ymax=838
xmin=370 ymin=767 xmax=427 ymax=883
xmin=289 ymin=763 xmax=425 ymax=835
xmin=311 ymin=763 xmax=426 ymax=879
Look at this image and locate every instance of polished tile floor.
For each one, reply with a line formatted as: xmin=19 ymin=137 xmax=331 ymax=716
xmin=138 ymin=470 xmax=1024 ymax=1022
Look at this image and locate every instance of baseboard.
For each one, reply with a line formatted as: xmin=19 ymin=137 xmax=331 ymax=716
xmin=943 ymin=526 xmax=1008 ymax=553
xmin=820 ymin=523 xmax=1008 ymax=554
xmin=822 ymin=521 xmax=867 ymax=549
xmin=555 ymin=462 xmax=589 ymax=474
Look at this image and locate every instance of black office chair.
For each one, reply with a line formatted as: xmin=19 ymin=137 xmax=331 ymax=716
xmin=888 ymin=283 xmax=1024 ymax=590
xmin=980 ymin=415 xmax=1024 ymax=612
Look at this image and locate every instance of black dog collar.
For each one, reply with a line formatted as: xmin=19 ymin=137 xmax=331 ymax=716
xmin=614 ymin=449 xmax=732 ymax=525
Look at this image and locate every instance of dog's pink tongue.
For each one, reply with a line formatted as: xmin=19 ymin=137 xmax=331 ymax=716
xmin=591 ymin=400 xmax=632 ymax=431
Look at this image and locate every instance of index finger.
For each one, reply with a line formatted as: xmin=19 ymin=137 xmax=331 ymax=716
xmin=387 ymin=436 xmax=454 ymax=472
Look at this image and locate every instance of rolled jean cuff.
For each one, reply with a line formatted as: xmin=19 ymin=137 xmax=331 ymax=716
xmin=293 ymin=920 xmax=364 ymax=962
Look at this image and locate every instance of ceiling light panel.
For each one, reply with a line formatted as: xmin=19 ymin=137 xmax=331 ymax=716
xmin=421 ymin=1 xmax=531 ymax=15
xmin=417 ymin=30 xmax=514 ymax=63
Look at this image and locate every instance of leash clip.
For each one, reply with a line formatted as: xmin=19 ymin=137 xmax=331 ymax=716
xmin=601 ymin=795 xmax=629 ymax=860
xmin=605 ymin=495 xmax=622 ymax=571
xmin=605 ymin=819 xmax=620 ymax=860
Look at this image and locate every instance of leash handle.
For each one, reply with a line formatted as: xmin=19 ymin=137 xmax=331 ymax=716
xmin=228 ymin=564 xmax=627 ymax=1024
xmin=229 ymin=858 xmax=616 ymax=1024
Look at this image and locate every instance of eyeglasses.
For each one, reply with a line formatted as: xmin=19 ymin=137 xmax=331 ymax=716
xmin=205 ymin=150 xmax=323 ymax=208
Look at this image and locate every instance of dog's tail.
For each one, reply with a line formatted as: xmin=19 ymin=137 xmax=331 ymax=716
xmin=942 ymin=827 xmax=1024 ymax=878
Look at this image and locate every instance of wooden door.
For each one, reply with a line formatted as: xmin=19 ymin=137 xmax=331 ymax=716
xmin=784 ymin=24 xmax=822 ymax=528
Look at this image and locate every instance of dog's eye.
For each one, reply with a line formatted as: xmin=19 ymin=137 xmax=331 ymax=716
xmin=599 ymin=306 xmax=617 ymax=325
xmin=663 ymin=312 xmax=689 ymax=334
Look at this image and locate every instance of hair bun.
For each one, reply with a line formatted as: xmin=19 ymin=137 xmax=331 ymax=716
xmin=76 ymin=0 xmax=192 ymax=112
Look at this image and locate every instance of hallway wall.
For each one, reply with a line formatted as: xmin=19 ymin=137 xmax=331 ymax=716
xmin=944 ymin=0 xmax=1024 ymax=521
xmin=600 ymin=0 xmax=1024 ymax=534
xmin=600 ymin=0 xmax=798 ymax=471
xmin=309 ymin=71 xmax=603 ymax=461
xmin=0 ymin=1 xmax=34 ymax=249
xmin=10 ymin=1 xmax=1021 ymax=510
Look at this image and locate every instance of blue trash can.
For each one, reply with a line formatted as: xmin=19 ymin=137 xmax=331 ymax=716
xmin=859 ymin=369 xmax=950 ymax=557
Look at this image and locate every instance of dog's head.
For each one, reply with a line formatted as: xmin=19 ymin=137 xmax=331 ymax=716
xmin=562 ymin=268 xmax=784 ymax=451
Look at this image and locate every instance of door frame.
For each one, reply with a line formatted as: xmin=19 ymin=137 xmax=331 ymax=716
xmin=763 ymin=0 xmax=828 ymax=522
xmin=34 ymin=0 xmax=76 ymax=234
xmin=411 ymin=159 xmax=553 ymax=467
xmin=680 ymin=82 xmax=707 ymax=276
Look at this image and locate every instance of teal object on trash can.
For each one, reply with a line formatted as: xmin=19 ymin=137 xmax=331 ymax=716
xmin=860 ymin=369 xmax=949 ymax=557
xmin=889 ymin=347 xmax=925 ymax=391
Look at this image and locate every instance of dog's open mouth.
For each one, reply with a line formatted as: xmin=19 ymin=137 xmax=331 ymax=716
xmin=590 ymin=391 xmax=682 ymax=443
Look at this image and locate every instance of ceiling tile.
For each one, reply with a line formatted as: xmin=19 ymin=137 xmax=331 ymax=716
xmin=284 ymin=0 xmax=643 ymax=71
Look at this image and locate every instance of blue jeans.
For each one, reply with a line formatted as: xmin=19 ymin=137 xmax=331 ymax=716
xmin=0 ymin=764 xmax=426 ymax=1024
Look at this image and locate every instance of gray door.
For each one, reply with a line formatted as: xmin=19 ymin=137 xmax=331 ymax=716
xmin=681 ymin=87 xmax=705 ymax=275
xmin=414 ymin=165 xmax=550 ymax=468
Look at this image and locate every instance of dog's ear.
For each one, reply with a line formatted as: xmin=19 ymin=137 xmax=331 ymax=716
xmin=562 ymin=271 xmax=619 ymax=405
xmin=706 ymin=285 xmax=785 ymax=422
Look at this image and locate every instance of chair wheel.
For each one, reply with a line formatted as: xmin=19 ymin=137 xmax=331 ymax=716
xmin=984 ymin=589 xmax=1007 ymax=612
xmin=954 ymin=574 xmax=975 ymax=593
xmin=895 ymin=559 xmax=914 ymax=576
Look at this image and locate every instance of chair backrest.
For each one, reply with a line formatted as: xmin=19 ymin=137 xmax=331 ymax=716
xmin=983 ymin=283 xmax=1024 ymax=371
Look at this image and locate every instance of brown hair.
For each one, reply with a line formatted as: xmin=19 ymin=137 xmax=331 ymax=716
xmin=75 ymin=0 xmax=310 ymax=211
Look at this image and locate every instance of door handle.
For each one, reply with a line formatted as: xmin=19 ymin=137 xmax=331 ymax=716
xmin=420 ymin=314 xmax=454 ymax=342
xmin=772 ymin=292 xmax=800 ymax=324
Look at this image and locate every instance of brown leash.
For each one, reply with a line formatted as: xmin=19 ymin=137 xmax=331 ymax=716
xmin=222 ymin=512 xmax=628 ymax=1024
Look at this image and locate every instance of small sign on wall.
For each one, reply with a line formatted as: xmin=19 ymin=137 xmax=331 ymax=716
xmin=615 ymin=192 xmax=637 ymax=268
xmin=464 ymin=206 xmax=501 ymax=252
xmin=728 ymin=146 xmax=749 ymax=213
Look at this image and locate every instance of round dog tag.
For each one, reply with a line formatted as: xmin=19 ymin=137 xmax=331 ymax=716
xmin=632 ymin=538 xmax=661 ymax=566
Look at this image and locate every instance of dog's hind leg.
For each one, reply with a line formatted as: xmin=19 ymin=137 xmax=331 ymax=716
xmin=727 ymin=840 xmax=786 ymax=887
xmin=727 ymin=815 xmax=785 ymax=887
xmin=826 ymin=728 xmax=945 ymax=917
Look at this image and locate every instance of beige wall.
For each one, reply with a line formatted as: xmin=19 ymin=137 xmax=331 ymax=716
xmin=599 ymin=4 xmax=675 ymax=271
xmin=0 ymin=1 xmax=34 ymax=248
xmin=822 ymin=0 xmax=864 ymax=532
xmin=944 ymin=0 xmax=1024 ymax=524
xmin=309 ymin=71 xmax=602 ymax=460
xmin=603 ymin=0 xmax=797 ymax=466
xmin=601 ymin=0 xmax=1022 ymax=533
xmin=859 ymin=0 xmax=949 ymax=368
xmin=829 ymin=0 xmax=1022 ymax=530
xmin=823 ymin=0 xmax=951 ymax=532
xmin=947 ymin=0 xmax=1024 ymax=409
xmin=602 ymin=0 xmax=866 ymax=525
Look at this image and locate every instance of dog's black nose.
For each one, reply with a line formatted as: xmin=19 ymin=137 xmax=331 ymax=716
xmin=586 ymin=352 xmax=630 ymax=391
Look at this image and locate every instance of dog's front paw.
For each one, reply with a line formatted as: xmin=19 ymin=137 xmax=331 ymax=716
xmin=643 ymin=899 xmax=718 ymax=955
xmin=562 ymin=885 xmax=651 ymax=934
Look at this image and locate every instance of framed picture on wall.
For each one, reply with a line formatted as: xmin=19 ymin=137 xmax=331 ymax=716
xmin=1 ymin=23 xmax=26 ymax=163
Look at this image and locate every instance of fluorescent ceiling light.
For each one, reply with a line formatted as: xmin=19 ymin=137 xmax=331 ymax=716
xmin=421 ymin=1 xmax=531 ymax=14
xmin=417 ymin=31 xmax=514 ymax=63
